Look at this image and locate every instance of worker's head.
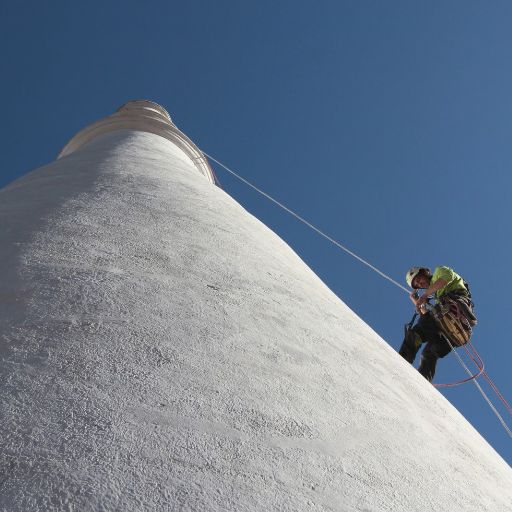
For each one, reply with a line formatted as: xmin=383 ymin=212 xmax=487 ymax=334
xmin=406 ymin=267 xmax=432 ymax=289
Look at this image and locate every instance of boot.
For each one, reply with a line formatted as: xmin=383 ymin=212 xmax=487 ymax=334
xmin=399 ymin=329 xmax=422 ymax=364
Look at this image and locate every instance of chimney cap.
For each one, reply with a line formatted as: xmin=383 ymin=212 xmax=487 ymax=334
xmin=117 ymin=100 xmax=172 ymax=123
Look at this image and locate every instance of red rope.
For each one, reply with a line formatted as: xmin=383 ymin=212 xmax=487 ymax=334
xmin=433 ymin=340 xmax=484 ymax=388
xmin=482 ymin=371 xmax=512 ymax=415
xmin=463 ymin=343 xmax=512 ymax=415
xmin=434 ymin=340 xmax=512 ymax=419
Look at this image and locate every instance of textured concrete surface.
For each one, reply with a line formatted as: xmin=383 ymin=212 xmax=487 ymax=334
xmin=1 ymin=128 xmax=511 ymax=511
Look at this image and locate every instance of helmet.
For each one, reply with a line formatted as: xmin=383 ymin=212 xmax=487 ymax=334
xmin=406 ymin=267 xmax=431 ymax=288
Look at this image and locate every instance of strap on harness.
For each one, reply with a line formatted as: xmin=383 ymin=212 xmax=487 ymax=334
xmin=404 ymin=311 xmax=418 ymax=337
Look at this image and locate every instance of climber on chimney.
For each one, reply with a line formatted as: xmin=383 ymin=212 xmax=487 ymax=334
xmin=399 ymin=266 xmax=477 ymax=382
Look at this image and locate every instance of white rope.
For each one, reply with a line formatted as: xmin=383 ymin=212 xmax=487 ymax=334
xmin=203 ymin=151 xmax=410 ymax=293
xmin=202 ymin=150 xmax=512 ymax=438
xmin=442 ymin=335 xmax=512 ymax=437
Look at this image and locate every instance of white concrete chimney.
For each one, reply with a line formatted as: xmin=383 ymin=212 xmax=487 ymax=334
xmin=1 ymin=100 xmax=510 ymax=511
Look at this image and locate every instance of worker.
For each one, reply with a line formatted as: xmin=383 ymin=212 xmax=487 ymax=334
xmin=399 ymin=266 xmax=476 ymax=382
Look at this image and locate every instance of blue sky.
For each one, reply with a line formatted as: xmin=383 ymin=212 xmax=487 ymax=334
xmin=1 ymin=1 xmax=511 ymax=464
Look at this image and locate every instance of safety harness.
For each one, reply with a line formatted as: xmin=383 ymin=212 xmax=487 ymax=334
xmin=406 ymin=282 xmax=477 ymax=347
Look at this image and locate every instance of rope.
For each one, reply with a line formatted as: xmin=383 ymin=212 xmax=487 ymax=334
xmin=203 ymin=151 xmax=410 ymax=294
xmin=202 ymin=150 xmax=512 ymax=438
xmin=433 ymin=341 xmax=485 ymax=388
xmin=439 ymin=335 xmax=512 ymax=437
xmin=482 ymin=371 xmax=512 ymax=415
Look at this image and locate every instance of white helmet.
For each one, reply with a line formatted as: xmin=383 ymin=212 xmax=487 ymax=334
xmin=406 ymin=267 xmax=431 ymax=288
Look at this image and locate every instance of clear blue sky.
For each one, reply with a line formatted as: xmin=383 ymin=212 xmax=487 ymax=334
xmin=2 ymin=1 xmax=511 ymax=465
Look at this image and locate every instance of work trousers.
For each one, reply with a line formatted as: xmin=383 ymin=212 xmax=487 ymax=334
xmin=399 ymin=312 xmax=452 ymax=382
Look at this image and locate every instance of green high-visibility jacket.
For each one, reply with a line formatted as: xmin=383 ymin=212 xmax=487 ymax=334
xmin=432 ymin=266 xmax=467 ymax=299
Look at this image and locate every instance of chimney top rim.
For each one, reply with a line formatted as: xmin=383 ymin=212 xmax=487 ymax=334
xmin=117 ymin=100 xmax=172 ymax=122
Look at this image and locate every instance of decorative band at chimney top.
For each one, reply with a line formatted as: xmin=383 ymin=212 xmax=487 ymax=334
xmin=116 ymin=100 xmax=172 ymax=122
xmin=57 ymin=100 xmax=215 ymax=184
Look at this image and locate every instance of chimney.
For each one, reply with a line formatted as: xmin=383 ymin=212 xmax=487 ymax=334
xmin=1 ymin=101 xmax=510 ymax=511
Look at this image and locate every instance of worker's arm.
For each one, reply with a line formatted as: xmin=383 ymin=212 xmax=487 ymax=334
xmin=415 ymin=278 xmax=447 ymax=309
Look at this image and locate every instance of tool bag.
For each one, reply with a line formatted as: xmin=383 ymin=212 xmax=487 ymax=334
xmin=431 ymin=291 xmax=477 ymax=346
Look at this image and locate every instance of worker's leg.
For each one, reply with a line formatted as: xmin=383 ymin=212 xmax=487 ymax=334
xmin=418 ymin=336 xmax=452 ymax=382
xmin=400 ymin=312 xmax=439 ymax=365
xmin=401 ymin=313 xmax=450 ymax=381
